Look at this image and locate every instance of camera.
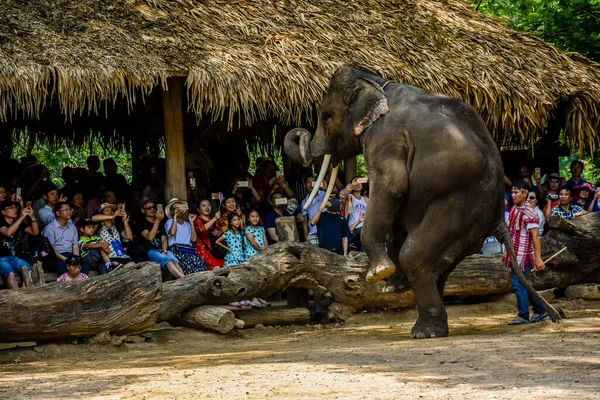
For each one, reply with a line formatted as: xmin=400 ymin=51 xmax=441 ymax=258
xmin=547 ymin=194 xmax=558 ymax=200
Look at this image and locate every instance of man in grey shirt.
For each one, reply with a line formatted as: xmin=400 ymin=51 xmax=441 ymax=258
xmin=42 ymin=201 xmax=79 ymax=275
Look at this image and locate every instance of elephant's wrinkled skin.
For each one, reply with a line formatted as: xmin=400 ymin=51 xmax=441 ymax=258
xmin=285 ymin=65 xmax=559 ymax=338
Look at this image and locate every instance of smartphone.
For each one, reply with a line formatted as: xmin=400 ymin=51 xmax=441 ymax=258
xmin=276 ymin=171 xmax=282 ymax=178
xmin=275 ymin=197 xmax=288 ymax=205
xmin=211 ymin=192 xmax=221 ymax=200
xmin=16 ymin=187 xmax=21 ymax=200
xmin=310 ymin=181 xmax=316 ymax=188
xmin=26 ymin=201 xmax=32 ymax=208
xmin=356 ymin=177 xmax=368 ymax=184
xmin=534 ymin=168 xmax=541 ymax=179
xmin=238 ymin=181 xmax=249 ymax=188
xmin=118 ymin=203 xmax=124 ymax=211
xmin=157 ymin=204 xmax=163 ymax=213
xmin=189 ymin=177 xmax=196 ymax=188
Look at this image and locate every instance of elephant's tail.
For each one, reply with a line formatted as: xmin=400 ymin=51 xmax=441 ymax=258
xmin=492 ymin=220 xmax=562 ymax=323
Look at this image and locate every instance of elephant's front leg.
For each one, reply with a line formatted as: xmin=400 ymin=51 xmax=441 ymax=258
xmin=361 ymin=169 xmax=406 ymax=282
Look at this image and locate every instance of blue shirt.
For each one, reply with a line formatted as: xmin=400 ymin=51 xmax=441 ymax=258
xmin=301 ymin=190 xmax=326 ymax=236
xmin=317 ymin=212 xmax=350 ymax=251
xmin=42 ymin=219 xmax=79 ymax=254
xmin=223 ymin=230 xmax=246 ymax=267
xmin=244 ymin=225 xmax=265 ymax=259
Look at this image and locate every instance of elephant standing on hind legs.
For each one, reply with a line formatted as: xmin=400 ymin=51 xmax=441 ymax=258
xmin=284 ymin=65 xmax=560 ymax=338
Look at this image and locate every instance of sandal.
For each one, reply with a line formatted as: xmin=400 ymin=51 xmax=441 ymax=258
xmin=531 ymin=313 xmax=549 ymax=323
xmin=508 ymin=317 xmax=530 ymax=325
xmin=257 ymin=298 xmax=271 ymax=306
xmin=250 ymin=298 xmax=264 ymax=308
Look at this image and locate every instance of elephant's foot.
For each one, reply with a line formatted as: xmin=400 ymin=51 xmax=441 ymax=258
xmin=410 ymin=317 xmax=449 ymax=339
xmin=366 ymin=262 xmax=396 ymax=282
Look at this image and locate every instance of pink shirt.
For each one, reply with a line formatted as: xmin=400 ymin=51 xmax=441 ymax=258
xmin=57 ymin=273 xmax=89 ymax=282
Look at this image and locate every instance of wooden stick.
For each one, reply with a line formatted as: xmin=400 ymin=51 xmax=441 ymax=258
xmin=543 ymin=247 xmax=567 ymax=264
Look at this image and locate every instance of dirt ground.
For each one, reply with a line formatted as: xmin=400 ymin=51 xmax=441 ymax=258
xmin=1 ymin=298 xmax=599 ymax=400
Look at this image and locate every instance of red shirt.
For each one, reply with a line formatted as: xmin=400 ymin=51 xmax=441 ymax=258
xmin=506 ymin=205 xmax=540 ymax=272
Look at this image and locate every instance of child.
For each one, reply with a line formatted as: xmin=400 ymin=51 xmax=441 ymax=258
xmin=244 ymin=210 xmax=268 ymax=259
xmin=78 ymin=218 xmax=112 ymax=274
xmin=57 ymin=255 xmax=88 ymax=282
xmin=244 ymin=210 xmax=270 ymax=307
xmin=216 ymin=213 xmax=246 ymax=267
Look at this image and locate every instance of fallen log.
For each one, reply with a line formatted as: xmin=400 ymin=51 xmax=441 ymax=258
xmin=177 ymin=305 xmax=236 ymax=334
xmin=0 ymin=262 xmax=162 ymax=343
xmin=231 ymin=307 xmax=311 ymax=328
xmin=159 ymin=213 xmax=600 ymax=322
xmin=276 ymin=215 xmax=309 ymax=309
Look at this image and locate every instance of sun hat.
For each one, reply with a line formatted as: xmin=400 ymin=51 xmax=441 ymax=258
xmin=165 ymin=198 xmax=188 ymax=219
xmin=98 ymin=202 xmax=118 ymax=213
xmin=574 ymin=182 xmax=595 ymax=194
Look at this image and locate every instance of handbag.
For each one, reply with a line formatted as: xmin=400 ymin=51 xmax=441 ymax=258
xmin=200 ymin=233 xmax=227 ymax=259
xmin=170 ymin=243 xmax=198 ymax=255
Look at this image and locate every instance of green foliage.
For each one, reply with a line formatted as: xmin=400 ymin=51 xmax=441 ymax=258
xmin=470 ymin=0 xmax=600 ymax=62
xmin=12 ymin=134 xmax=132 ymax=187
xmin=245 ymin=126 xmax=283 ymax=174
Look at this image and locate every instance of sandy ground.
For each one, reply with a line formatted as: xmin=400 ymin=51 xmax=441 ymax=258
xmin=1 ymin=299 xmax=599 ymax=400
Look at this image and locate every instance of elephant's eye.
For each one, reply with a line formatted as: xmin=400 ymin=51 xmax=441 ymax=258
xmin=321 ymin=113 xmax=332 ymax=124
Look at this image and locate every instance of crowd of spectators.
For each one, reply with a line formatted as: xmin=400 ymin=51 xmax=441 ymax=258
xmin=1 ymin=149 xmax=598 ymax=303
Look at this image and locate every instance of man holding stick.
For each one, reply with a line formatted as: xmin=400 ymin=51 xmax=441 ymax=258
xmin=505 ymin=180 xmax=548 ymax=325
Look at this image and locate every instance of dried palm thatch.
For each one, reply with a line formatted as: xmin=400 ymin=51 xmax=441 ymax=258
xmin=1 ymin=0 xmax=600 ymax=153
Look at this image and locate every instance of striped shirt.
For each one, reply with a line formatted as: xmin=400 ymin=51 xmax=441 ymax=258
xmin=506 ymin=205 xmax=540 ymax=272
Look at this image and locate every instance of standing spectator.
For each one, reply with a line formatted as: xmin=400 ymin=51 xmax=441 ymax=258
xmin=138 ymin=199 xmax=185 ymax=279
xmin=541 ymin=173 xmax=564 ymax=219
xmin=216 ymin=212 xmax=246 ymax=267
xmin=526 ymin=190 xmax=545 ymax=237
xmin=42 ymin=201 xmax=80 ymax=275
xmin=310 ymin=198 xmax=349 ymax=256
xmin=341 ymin=177 xmax=369 ymax=251
xmin=0 ymin=187 xmax=8 ymax=203
xmin=165 ymin=198 xmax=206 ymax=274
xmin=566 ymin=160 xmax=591 ymax=202
xmin=96 ymin=203 xmax=135 ymax=270
xmin=56 ymin=255 xmax=88 ymax=282
xmin=103 ymin=158 xmax=129 ymax=202
xmin=231 ymin=177 xmax=262 ymax=216
xmin=194 ymin=199 xmax=225 ymax=270
xmin=70 ymin=191 xmax=87 ymax=225
xmin=0 ymin=201 xmax=39 ymax=289
xmin=506 ymin=180 xmax=547 ymax=325
xmin=551 ymin=186 xmax=587 ymax=220
xmin=244 ymin=210 xmax=268 ymax=259
xmin=77 ymin=218 xmax=111 ymax=275
xmin=301 ymin=177 xmax=326 ymax=245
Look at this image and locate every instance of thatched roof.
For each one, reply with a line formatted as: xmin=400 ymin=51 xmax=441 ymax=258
xmin=2 ymin=0 xmax=600 ymax=152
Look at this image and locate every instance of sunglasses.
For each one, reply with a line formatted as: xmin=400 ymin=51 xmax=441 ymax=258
xmin=144 ymin=205 xmax=157 ymax=210
xmin=528 ymin=196 xmax=536 ymax=200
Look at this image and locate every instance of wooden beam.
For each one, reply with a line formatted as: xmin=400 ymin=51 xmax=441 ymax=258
xmin=162 ymin=77 xmax=187 ymax=200
xmin=344 ymin=156 xmax=357 ymax=184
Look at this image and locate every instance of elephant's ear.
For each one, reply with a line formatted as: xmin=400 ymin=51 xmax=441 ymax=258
xmin=347 ymin=78 xmax=389 ymax=137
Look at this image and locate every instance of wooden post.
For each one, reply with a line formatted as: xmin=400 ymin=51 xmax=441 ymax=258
xmin=162 ymin=78 xmax=187 ymax=200
xmin=344 ymin=156 xmax=357 ymax=184
xmin=276 ymin=216 xmax=309 ymax=309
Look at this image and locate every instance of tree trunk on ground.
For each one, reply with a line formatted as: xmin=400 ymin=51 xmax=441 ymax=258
xmin=276 ymin=215 xmax=309 ymax=309
xmin=0 ymin=262 xmax=162 ymax=343
xmin=176 ymin=305 xmax=236 ymax=334
xmin=231 ymin=307 xmax=310 ymax=328
xmin=159 ymin=213 xmax=600 ymax=322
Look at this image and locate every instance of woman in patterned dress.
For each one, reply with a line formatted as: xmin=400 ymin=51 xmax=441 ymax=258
xmin=193 ymin=199 xmax=225 ymax=270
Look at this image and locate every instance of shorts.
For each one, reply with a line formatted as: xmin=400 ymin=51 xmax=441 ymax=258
xmin=0 ymin=256 xmax=32 ymax=277
xmin=147 ymin=249 xmax=179 ymax=270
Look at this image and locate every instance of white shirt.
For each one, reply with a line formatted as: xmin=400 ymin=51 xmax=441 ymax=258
xmin=164 ymin=219 xmax=192 ymax=246
xmin=347 ymin=194 xmax=367 ymax=229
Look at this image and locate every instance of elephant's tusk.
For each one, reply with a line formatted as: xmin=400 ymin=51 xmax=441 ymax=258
xmin=318 ymin=165 xmax=339 ymax=211
xmin=303 ymin=154 xmax=331 ymax=210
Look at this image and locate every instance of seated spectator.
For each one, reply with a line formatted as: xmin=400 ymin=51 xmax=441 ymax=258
xmin=42 ymin=201 xmax=79 ymax=275
xmin=263 ymin=192 xmax=303 ymax=244
xmin=96 ymin=203 xmax=135 ymax=270
xmin=86 ymin=185 xmax=106 ymax=218
xmin=527 ymin=190 xmax=545 ymax=237
xmin=589 ymin=183 xmax=600 ymax=213
xmin=551 ymin=186 xmax=587 ymax=220
xmin=542 ymin=173 xmax=564 ymax=219
xmin=340 ymin=177 xmax=369 ymax=251
xmin=194 ymin=199 xmax=225 ymax=270
xmin=0 ymin=186 xmax=8 ymax=203
xmin=165 ymin=198 xmax=206 ymax=274
xmin=71 ymin=190 xmax=87 ymax=225
xmin=78 ymin=218 xmax=111 ymax=275
xmin=566 ymin=160 xmax=591 ymax=202
xmin=57 ymin=255 xmax=88 ymax=282
xmin=0 ymin=201 xmax=39 ymax=289
xmin=574 ymin=183 xmax=594 ymax=210
xmin=138 ymin=199 xmax=184 ymax=279
xmin=301 ymin=177 xmax=327 ymax=245
xmin=36 ymin=182 xmax=65 ymax=229
xmin=311 ymin=198 xmax=349 ymax=256
xmin=219 ymin=196 xmax=246 ymax=233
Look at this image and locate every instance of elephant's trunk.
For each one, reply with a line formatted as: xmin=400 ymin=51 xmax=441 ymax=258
xmin=284 ymin=128 xmax=313 ymax=165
